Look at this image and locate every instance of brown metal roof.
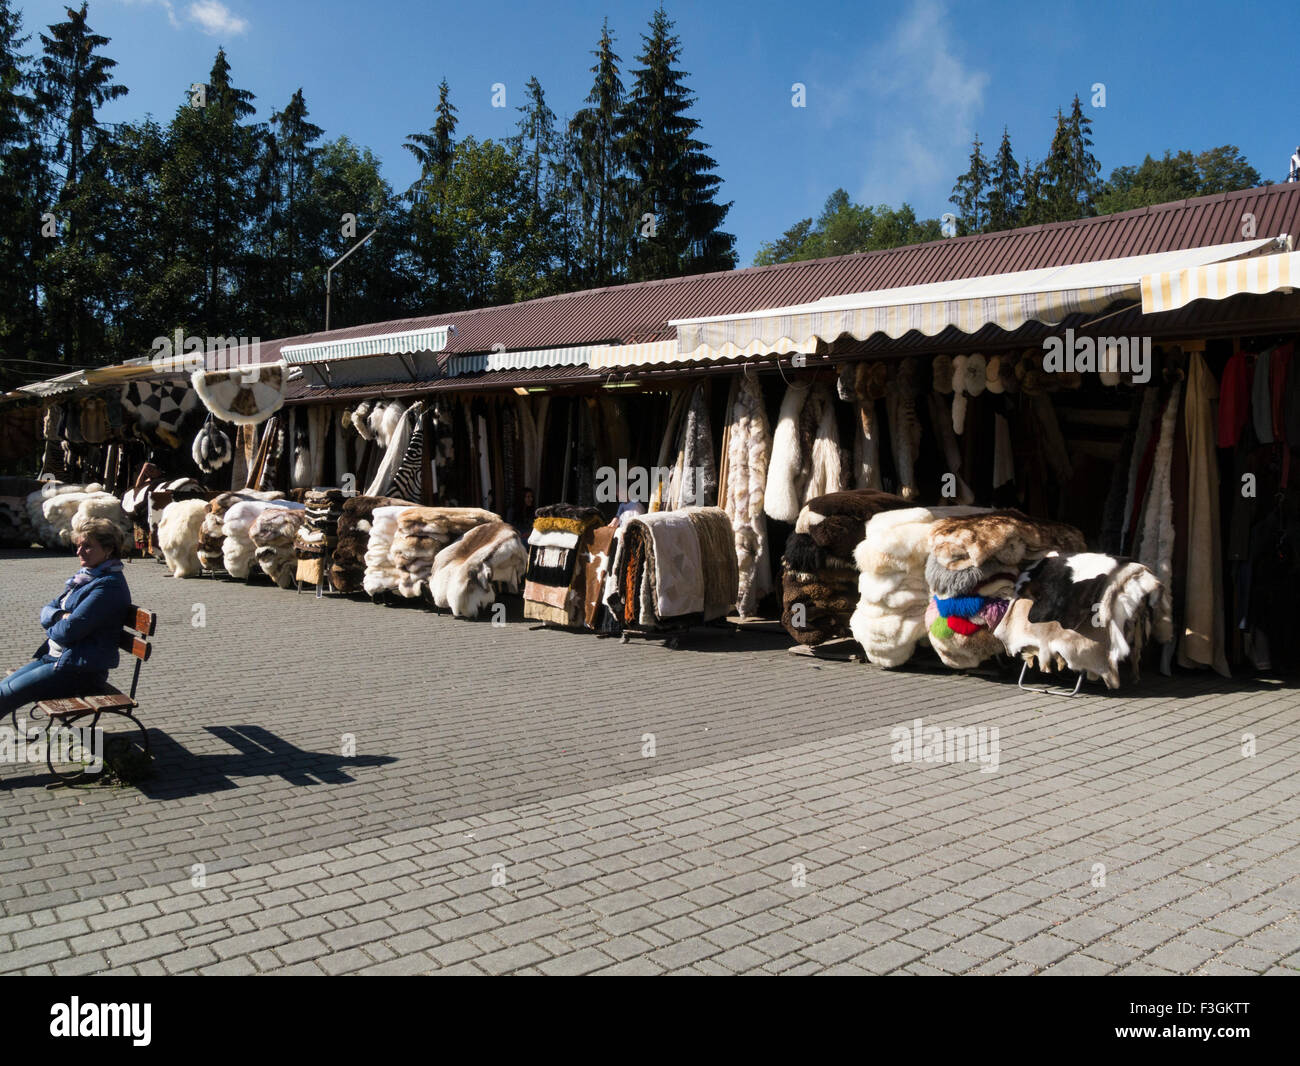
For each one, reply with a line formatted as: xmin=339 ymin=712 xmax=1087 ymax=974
xmin=259 ymin=183 xmax=1300 ymax=365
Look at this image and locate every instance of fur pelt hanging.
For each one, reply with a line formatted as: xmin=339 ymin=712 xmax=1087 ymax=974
xmin=995 ymin=552 xmax=1173 ymax=689
xmin=666 ymin=384 xmax=717 ymax=508
xmin=885 ymin=361 xmax=922 ymax=500
xmin=430 ymin=521 xmax=528 ymax=618
xmin=722 ymin=374 xmax=773 ymax=617
xmin=764 ymin=381 xmax=842 ymax=523
xmin=1135 ymin=382 xmax=1181 ymax=592
xmin=192 ymin=417 xmax=232 ymax=473
xmin=157 ymin=498 xmax=210 ymax=578
xmin=191 ymin=364 xmax=286 ymax=426
xmin=764 ymin=381 xmax=810 ymax=523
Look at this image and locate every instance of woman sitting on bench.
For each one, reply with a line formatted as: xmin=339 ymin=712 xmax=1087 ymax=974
xmin=0 ymin=518 xmax=132 ymax=717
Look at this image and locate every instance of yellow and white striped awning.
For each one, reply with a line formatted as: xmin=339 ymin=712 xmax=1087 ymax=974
xmin=672 ymin=237 xmax=1282 ymax=358
xmin=588 ymin=340 xmax=682 ymax=369
xmin=1142 ymin=247 xmax=1298 ymax=314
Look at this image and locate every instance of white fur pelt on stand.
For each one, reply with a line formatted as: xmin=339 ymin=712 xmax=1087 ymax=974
xmin=723 ymin=374 xmax=773 ymax=617
xmin=850 ymin=505 xmax=987 ymax=667
xmin=429 ymin=521 xmax=528 ymax=618
xmin=222 ymin=498 xmax=305 ymax=578
xmin=362 ymin=505 xmax=411 ymax=597
xmin=158 ymin=498 xmax=210 ymax=578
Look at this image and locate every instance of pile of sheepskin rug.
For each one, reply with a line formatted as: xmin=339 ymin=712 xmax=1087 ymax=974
xmin=222 ymin=498 xmax=307 ymax=579
xmin=329 ymin=494 xmax=415 ymax=593
xmin=427 ymin=519 xmax=528 ymax=618
xmin=250 ymin=506 xmax=309 ymax=587
xmin=781 ymin=490 xmax=914 ymax=647
xmin=846 ymin=504 xmax=1171 ymax=688
xmin=196 ymin=490 xmax=287 ymax=574
xmin=24 ymin=483 xmax=131 ymax=550
xmin=296 ymin=488 xmax=346 ymax=586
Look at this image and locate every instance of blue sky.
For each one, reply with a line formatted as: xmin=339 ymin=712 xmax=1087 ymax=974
xmin=16 ymin=0 xmax=1300 ymax=264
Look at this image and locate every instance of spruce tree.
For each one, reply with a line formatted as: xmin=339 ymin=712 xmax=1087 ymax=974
xmin=950 ymin=133 xmax=991 ymax=234
xmin=404 ymin=78 xmax=460 ymax=308
xmin=985 ymin=128 xmax=1022 ymax=231
xmin=570 ymin=19 xmax=626 ymax=285
xmin=619 ymin=6 xmax=735 ymax=281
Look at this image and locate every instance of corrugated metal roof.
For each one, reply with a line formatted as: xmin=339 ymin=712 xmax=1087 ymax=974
xmin=254 ymin=183 xmax=1300 ymax=365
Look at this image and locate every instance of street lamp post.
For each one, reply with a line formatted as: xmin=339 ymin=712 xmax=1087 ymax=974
xmin=325 ymin=228 xmax=378 ymax=333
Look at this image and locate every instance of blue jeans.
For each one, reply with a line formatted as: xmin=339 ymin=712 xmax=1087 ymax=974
xmin=0 ymin=655 xmax=108 ymax=718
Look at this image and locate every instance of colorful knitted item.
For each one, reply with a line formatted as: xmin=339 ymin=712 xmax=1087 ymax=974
xmin=946 ymin=615 xmax=982 ymax=636
xmin=978 ymin=599 xmax=1009 ymax=629
xmin=929 ymin=615 xmax=954 ymax=640
xmin=933 ymin=594 xmax=985 ymax=618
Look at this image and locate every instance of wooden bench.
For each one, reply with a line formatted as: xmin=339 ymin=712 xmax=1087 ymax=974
xmin=27 ymin=605 xmax=156 ymax=784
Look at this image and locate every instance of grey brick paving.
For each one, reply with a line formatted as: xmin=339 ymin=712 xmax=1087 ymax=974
xmin=2 ymin=551 xmax=1299 ymax=975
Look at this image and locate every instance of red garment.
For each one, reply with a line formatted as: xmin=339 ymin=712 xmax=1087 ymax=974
xmin=1217 ymin=350 xmax=1251 ymax=447
xmin=945 ymin=615 xmax=982 ymax=636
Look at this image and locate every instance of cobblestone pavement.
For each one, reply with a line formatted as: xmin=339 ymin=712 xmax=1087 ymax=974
xmin=1 ymin=548 xmax=1298 ymax=976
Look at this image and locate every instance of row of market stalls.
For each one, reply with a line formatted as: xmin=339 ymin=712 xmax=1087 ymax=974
xmin=4 ymin=182 xmax=1300 ymax=685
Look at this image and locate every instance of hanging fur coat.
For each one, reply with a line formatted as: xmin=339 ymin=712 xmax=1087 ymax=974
xmin=667 ymin=384 xmax=717 ymax=508
xmin=764 ymin=381 xmax=843 ymax=523
xmin=722 ymin=375 xmax=773 ymax=617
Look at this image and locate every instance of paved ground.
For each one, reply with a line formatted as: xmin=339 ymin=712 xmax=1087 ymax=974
xmin=1 ymin=547 xmax=1298 ymax=975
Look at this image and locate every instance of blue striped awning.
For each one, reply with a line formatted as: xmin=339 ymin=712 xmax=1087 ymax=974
xmin=280 ymin=326 xmax=453 ymax=364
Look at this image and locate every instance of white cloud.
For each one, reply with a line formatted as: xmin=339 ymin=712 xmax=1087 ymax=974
xmin=813 ymin=0 xmax=989 ymax=211
xmin=187 ymin=0 xmax=249 ymax=36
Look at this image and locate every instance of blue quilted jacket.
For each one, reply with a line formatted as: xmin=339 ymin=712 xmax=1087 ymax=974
xmin=35 ymin=565 xmax=132 ymax=674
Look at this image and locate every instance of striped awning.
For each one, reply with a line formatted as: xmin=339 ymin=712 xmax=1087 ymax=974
xmin=672 ymin=237 xmax=1281 ymax=358
xmin=447 ymin=345 xmax=596 ymax=376
xmin=587 ymin=340 xmax=683 ymax=369
xmin=1142 ymin=246 xmax=1297 ymax=314
xmin=280 ymin=325 xmax=453 ymax=364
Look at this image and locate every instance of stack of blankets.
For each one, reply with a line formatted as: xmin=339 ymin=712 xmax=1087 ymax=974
xmin=387 ymin=506 xmax=501 ymax=599
xmin=198 ymin=490 xmax=285 ymax=573
xmin=0 ymin=477 xmax=40 ymax=547
xmin=923 ymin=510 xmax=1087 ymax=669
xmin=329 ymin=494 xmax=415 ymax=593
xmin=24 ymin=483 xmax=131 ymax=550
xmin=781 ymin=490 xmax=913 ymax=647
xmin=223 ymin=499 xmax=306 ymax=579
xmin=605 ymin=507 xmax=738 ymax=631
xmin=850 ymin=505 xmax=990 ymax=668
xmin=429 ymin=521 xmax=529 ymax=618
xmin=295 ymin=488 xmax=346 ymax=586
xmin=994 ymin=552 xmax=1172 ymax=689
xmin=250 ymin=507 xmax=310 ymax=588
xmin=523 ymin=504 xmax=608 ymax=628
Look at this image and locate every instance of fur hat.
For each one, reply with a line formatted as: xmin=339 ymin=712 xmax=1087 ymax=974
xmin=985 ymin=355 xmax=1004 ymax=394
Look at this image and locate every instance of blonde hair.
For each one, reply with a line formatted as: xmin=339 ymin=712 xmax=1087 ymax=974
xmin=75 ymin=517 xmax=124 ymax=558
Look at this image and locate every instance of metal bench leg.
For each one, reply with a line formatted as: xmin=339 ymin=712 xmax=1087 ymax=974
xmin=1017 ymin=660 xmax=1085 ymax=698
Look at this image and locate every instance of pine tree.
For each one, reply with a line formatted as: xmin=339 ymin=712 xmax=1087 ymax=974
xmin=1041 ymin=96 xmax=1100 ymax=222
xmin=34 ymin=1 xmax=128 ymax=365
xmin=0 ymin=0 xmax=46 ymax=381
xmin=159 ymin=49 xmax=263 ymax=338
xmin=950 ymin=133 xmax=990 ymax=234
xmin=570 ymin=19 xmax=626 ymax=285
xmin=404 ymin=78 xmax=460 ymax=308
xmin=619 ymin=5 xmax=734 ymax=282
xmin=985 ymin=127 xmax=1022 ymax=231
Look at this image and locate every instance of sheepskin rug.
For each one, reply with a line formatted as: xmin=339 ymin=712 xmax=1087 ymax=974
xmin=250 ymin=506 xmax=309 ymax=588
xmin=157 ymin=498 xmax=210 ymax=578
xmin=429 ymin=521 xmax=529 ymax=618
xmin=222 ymin=498 xmax=305 ymax=579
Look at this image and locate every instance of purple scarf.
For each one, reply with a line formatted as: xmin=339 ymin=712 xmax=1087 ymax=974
xmin=66 ymin=558 xmax=124 ymax=591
